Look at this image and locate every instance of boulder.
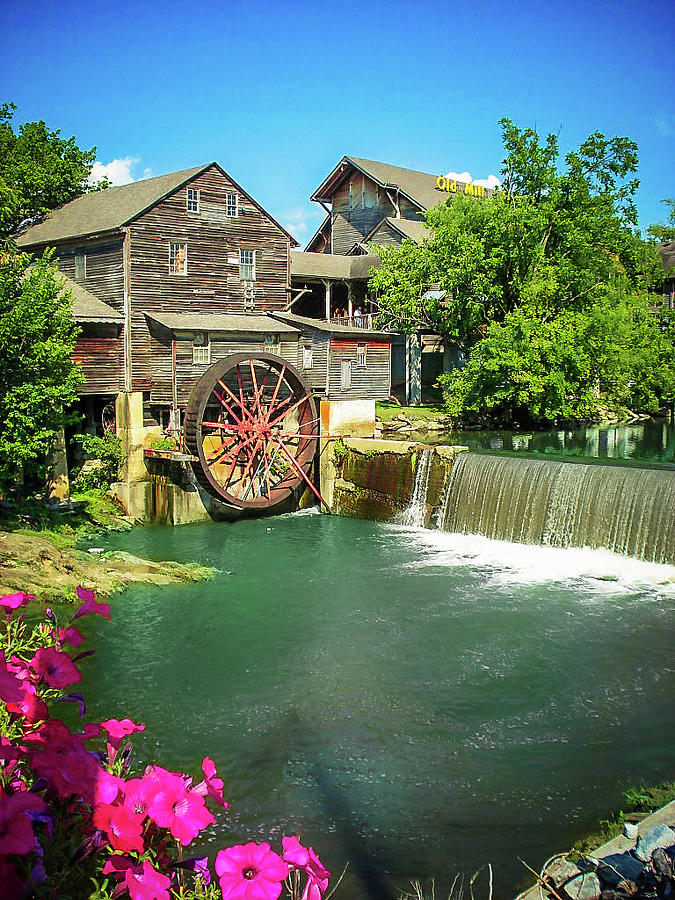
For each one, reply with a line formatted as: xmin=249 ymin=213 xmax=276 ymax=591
xmin=635 ymin=825 xmax=675 ymax=862
xmin=564 ymin=872 xmax=602 ymax=900
xmin=594 ymin=852 xmax=645 ymax=887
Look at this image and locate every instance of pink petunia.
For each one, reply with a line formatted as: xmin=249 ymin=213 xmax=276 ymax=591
xmin=123 ymin=774 xmax=160 ymax=820
xmin=193 ymin=756 xmax=228 ymax=809
xmin=282 ymin=836 xmax=330 ymax=900
xmin=25 ymin=721 xmax=102 ymax=802
xmin=29 ymin=646 xmax=82 ymax=689
xmin=215 ymin=842 xmax=289 ymax=900
xmin=58 ymin=625 xmax=85 ymax=648
xmin=103 ymin=857 xmax=173 ymax=900
xmin=5 ymin=680 xmax=49 ymax=723
xmin=0 ymin=790 xmax=48 ymax=856
xmin=73 ymin=585 xmax=111 ymax=620
xmin=0 ymin=652 xmax=26 ymax=704
xmin=100 ymin=717 xmax=146 ymax=764
xmin=146 ymin=768 xmax=215 ymax=846
xmin=0 ymin=593 xmax=32 ymax=614
xmin=94 ymin=771 xmax=126 ymax=806
xmin=93 ymin=802 xmax=145 ymax=854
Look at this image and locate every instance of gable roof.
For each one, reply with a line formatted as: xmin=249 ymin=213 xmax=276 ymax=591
xmin=269 ymin=311 xmax=393 ymax=340
xmin=144 ymin=312 xmax=300 ymax=335
xmin=311 ymin=156 xmax=492 ymax=212
xmin=16 ymin=163 xmax=298 ymax=248
xmin=365 ymin=216 xmax=429 ymax=244
xmin=658 ymin=241 xmax=675 ymax=274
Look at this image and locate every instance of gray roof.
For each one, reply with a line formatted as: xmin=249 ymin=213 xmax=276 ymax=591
xmin=290 ymin=250 xmax=380 ymax=281
xmin=366 ymin=216 xmax=429 ymax=244
xmin=658 ymin=241 xmax=675 ymax=273
xmin=17 ymin=165 xmax=209 ymax=247
xmin=311 ymin=156 xmax=494 ymax=212
xmin=270 ymin=311 xmax=393 ymax=340
xmin=143 ymin=312 xmax=300 ymax=335
xmin=54 ymin=272 xmax=123 ymax=323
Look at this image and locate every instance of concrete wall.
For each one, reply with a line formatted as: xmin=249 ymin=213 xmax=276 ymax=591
xmin=320 ymin=437 xmax=467 ymax=524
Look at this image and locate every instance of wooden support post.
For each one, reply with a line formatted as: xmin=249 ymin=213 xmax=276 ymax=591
xmin=347 ymin=282 xmax=353 ymax=319
xmin=324 ymin=280 xmax=332 ymax=322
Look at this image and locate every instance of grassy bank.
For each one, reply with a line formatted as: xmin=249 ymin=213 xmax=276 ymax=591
xmin=0 ymin=489 xmax=213 ymax=603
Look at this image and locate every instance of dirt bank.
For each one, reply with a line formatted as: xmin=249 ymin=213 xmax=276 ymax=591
xmin=0 ymin=530 xmax=212 ymax=602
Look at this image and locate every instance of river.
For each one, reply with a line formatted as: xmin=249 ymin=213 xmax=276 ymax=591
xmin=78 ymin=512 xmax=675 ymax=899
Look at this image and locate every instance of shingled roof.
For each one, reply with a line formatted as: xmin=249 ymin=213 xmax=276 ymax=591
xmin=311 ymin=156 xmax=493 ymax=212
xmin=365 ymin=217 xmax=429 ymax=244
xmin=658 ymin=241 xmax=675 ymax=274
xmin=58 ymin=274 xmax=123 ymax=324
xmin=16 ymin=165 xmax=209 ymax=247
xmin=290 ymin=250 xmax=381 ymax=281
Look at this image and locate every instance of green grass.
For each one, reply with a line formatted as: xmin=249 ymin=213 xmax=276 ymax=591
xmin=376 ymin=401 xmax=447 ymax=423
xmin=1 ymin=489 xmax=129 ymax=547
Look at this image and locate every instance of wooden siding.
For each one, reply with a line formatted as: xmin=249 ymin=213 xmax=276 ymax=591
xmin=54 ymin=240 xmax=125 ymax=313
xmin=328 ymin=339 xmax=391 ymax=400
xmin=331 ymin=174 xmax=395 ymax=254
xmin=367 ymin=220 xmax=405 ymax=247
xmin=73 ymin=325 xmax=123 ymax=394
xmin=128 ymin=164 xmax=292 ymax=395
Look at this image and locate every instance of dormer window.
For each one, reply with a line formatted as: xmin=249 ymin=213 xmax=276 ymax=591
xmin=227 ymin=193 xmax=238 ymax=217
xmin=187 ymin=188 xmax=200 ymax=212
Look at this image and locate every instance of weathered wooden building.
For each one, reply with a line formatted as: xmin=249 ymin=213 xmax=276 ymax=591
xmin=17 ymin=162 xmax=394 ymax=428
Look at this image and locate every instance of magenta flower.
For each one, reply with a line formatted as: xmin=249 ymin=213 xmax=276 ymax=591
xmin=94 ymin=771 xmax=126 ymax=806
xmin=215 ymin=842 xmax=289 ymax=900
xmin=57 ymin=625 xmax=85 ymax=648
xmin=0 ymin=652 xmax=26 ymax=704
xmin=146 ymin=768 xmax=215 ymax=845
xmin=30 ymin=646 xmax=82 ymax=689
xmin=0 ymin=790 xmax=48 ymax=855
xmin=282 ymin=836 xmax=330 ymax=899
xmin=93 ymin=802 xmax=145 ymax=853
xmin=100 ymin=717 xmax=145 ymax=763
xmin=73 ymin=585 xmax=111 ymax=620
xmin=5 ymin=680 xmax=49 ymax=723
xmin=0 ymin=592 xmax=32 ymax=613
xmin=25 ymin=721 xmax=101 ymax=802
xmin=103 ymin=857 xmax=172 ymax=900
xmin=122 ymin=775 xmax=160 ymax=820
xmin=193 ymin=756 xmax=228 ymax=808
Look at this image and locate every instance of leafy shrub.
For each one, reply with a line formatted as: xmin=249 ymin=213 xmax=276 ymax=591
xmin=73 ymin=432 xmax=124 ymax=489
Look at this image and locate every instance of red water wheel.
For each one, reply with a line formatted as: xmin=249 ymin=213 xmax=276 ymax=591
xmin=184 ymin=353 xmax=320 ymax=510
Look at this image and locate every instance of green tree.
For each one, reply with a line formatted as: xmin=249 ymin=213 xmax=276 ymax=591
xmin=370 ymin=118 xmax=670 ymax=423
xmin=0 ymin=102 xmax=106 ymax=239
xmin=0 ymin=250 xmax=82 ymax=488
xmin=647 ymin=198 xmax=675 ymax=243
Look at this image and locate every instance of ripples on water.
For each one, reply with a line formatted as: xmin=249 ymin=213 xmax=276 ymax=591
xmin=79 ymin=514 xmax=675 ymax=900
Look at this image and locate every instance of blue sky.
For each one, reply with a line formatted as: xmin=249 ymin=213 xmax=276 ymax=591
xmin=3 ymin=0 xmax=674 ymax=244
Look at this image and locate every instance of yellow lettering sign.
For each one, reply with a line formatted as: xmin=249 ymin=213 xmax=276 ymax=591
xmin=436 ymin=177 xmax=486 ymax=197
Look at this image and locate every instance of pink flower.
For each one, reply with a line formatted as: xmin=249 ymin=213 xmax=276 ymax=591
xmin=25 ymin=721 xmax=102 ymax=802
xmin=193 ymin=756 xmax=228 ymax=809
xmin=215 ymin=842 xmax=289 ymax=900
xmin=0 ymin=652 xmax=25 ymax=704
xmin=58 ymin=625 xmax=85 ymax=648
xmin=5 ymin=680 xmax=49 ymax=723
xmin=146 ymin=767 xmax=215 ymax=846
xmin=93 ymin=802 xmax=145 ymax=853
xmin=103 ymin=857 xmax=172 ymax=900
xmin=0 ymin=592 xmax=32 ymax=613
xmin=0 ymin=790 xmax=48 ymax=855
xmin=29 ymin=646 xmax=82 ymax=689
xmin=73 ymin=585 xmax=111 ymax=620
xmin=100 ymin=717 xmax=146 ymax=763
xmin=282 ymin=836 xmax=330 ymax=900
xmin=94 ymin=771 xmax=126 ymax=805
xmin=123 ymin=775 xmax=160 ymax=820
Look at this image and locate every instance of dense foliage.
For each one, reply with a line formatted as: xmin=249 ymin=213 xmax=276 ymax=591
xmin=0 ymin=588 xmax=333 ymax=900
xmin=0 ymin=102 xmax=106 ymax=240
xmin=0 ymin=251 xmax=82 ymax=490
xmin=370 ymin=119 xmax=673 ymax=423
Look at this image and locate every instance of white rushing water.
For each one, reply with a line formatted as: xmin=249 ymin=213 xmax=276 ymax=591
xmin=397 ymin=448 xmax=434 ymax=527
xmin=387 ymin=524 xmax=675 ymax=598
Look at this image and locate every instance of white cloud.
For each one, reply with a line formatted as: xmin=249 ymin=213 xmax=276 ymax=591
xmin=281 ymin=205 xmax=324 ymax=243
xmin=89 ymin=157 xmax=139 ymax=186
xmin=444 ymin=170 xmax=501 ymax=190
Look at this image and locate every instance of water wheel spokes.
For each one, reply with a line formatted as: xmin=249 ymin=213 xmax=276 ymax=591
xmin=184 ymin=353 xmax=321 ymax=509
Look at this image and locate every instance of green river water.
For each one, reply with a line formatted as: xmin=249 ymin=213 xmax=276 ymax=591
xmin=78 ymin=512 xmax=675 ymax=899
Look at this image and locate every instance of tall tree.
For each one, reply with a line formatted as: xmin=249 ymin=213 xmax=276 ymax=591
xmin=647 ymin=198 xmax=675 ymax=243
xmin=369 ymin=119 xmax=670 ymax=423
xmin=0 ymin=251 xmax=82 ymax=488
xmin=0 ymin=102 xmax=106 ymax=239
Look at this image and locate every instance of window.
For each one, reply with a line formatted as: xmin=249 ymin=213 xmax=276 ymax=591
xmin=264 ymin=334 xmax=279 ymax=350
xmin=357 ymin=343 xmax=367 ymax=367
xmin=187 ymin=188 xmax=200 ymax=212
xmin=192 ymin=332 xmax=210 ymax=365
xmin=74 ymin=251 xmax=86 ymax=280
xmin=169 ymin=242 xmax=187 ymax=275
xmin=302 ymin=345 xmax=313 ymax=369
xmin=341 ymin=359 xmax=352 ymax=390
xmin=239 ymin=249 xmax=255 ymax=281
xmin=361 ymin=180 xmax=366 ymax=209
xmin=226 ymin=193 xmax=238 ymax=217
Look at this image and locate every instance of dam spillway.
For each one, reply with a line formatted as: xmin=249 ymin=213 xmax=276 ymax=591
xmin=325 ymin=441 xmax=675 ymax=565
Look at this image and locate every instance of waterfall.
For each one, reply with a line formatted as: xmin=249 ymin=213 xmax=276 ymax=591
xmin=399 ymin=449 xmax=434 ymax=527
xmin=439 ymin=453 xmax=675 ymax=565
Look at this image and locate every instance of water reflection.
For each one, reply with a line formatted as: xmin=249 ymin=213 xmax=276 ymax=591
xmin=410 ymin=419 xmax=675 ymax=464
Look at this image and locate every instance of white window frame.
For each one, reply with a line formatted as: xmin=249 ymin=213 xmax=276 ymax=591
xmin=169 ymin=242 xmax=187 ymax=275
xmin=341 ymin=359 xmax=352 ymax=391
xmin=264 ymin=334 xmax=280 ymax=351
xmin=356 ymin=342 xmax=367 ymax=367
xmin=187 ymin=188 xmax=200 ymax=213
xmin=239 ymin=249 xmax=255 ymax=281
xmin=302 ymin=345 xmax=313 ymax=369
xmin=226 ymin=192 xmax=238 ymax=217
xmin=192 ymin=332 xmax=211 ymax=365
xmin=74 ymin=251 xmax=86 ymax=280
